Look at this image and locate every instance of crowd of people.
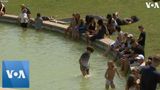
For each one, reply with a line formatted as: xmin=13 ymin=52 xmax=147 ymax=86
xmin=65 ymin=13 xmax=119 ymax=43
xmin=104 ymin=25 xmax=146 ymax=74
xmin=73 ymin=9 xmax=160 ymax=90
xmin=1 ymin=2 xmax=160 ymax=90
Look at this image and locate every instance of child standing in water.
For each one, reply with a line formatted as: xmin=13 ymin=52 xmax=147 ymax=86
xmin=105 ymin=61 xmax=120 ymax=89
xmin=79 ymin=46 xmax=94 ymax=78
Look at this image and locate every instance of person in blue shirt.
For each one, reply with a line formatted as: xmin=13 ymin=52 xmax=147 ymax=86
xmin=34 ymin=13 xmax=43 ymax=30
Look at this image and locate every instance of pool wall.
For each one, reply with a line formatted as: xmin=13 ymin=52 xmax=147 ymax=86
xmin=0 ymin=14 xmax=116 ymax=56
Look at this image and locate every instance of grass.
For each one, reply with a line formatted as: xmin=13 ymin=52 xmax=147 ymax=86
xmin=3 ymin=0 xmax=160 ymax=57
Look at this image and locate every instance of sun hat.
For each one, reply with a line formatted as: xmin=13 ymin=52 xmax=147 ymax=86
xmin=127 ymin=34 xmax=133 ymax=38
xmin=136 ymin=54 xmax=144 ymax=60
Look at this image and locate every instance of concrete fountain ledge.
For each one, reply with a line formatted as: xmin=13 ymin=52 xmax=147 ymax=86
xmin=0 ymin=14 xmax=115 ymax=51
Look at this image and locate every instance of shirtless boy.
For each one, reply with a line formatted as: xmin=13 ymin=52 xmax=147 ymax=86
xmin=105 ymin=61 xmax=120 ymax=89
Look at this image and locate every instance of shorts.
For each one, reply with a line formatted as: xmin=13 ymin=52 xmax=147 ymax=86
xmin=106 ymin=79 xmax=114 ymax=85
xmin=80 ymin=64 xmax=89 ymax=71
xmin=21 ymin=23 xmax=28 ymax=28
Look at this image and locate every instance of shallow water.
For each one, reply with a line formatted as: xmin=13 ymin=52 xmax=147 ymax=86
xmin=0 ymin=23 xmax=126 ymax=90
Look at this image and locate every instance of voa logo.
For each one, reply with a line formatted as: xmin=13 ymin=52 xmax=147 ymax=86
xmin=146 ymin=2 xmax=160 ymax=8
xmin=6 ymin=70 xmax=26 ymax=79
xmin=2 ymin=61 xmax=29 ymax=88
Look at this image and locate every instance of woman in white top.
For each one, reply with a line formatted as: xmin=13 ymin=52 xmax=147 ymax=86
xmin=18 ymin=9 xmax=29 ymax=30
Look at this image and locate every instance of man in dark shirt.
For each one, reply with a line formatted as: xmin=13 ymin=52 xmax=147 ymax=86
xmin=138 ymin=26 xmax=146 ymax=48
xmin=140 ymin=55 xmax=160 ymax=90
